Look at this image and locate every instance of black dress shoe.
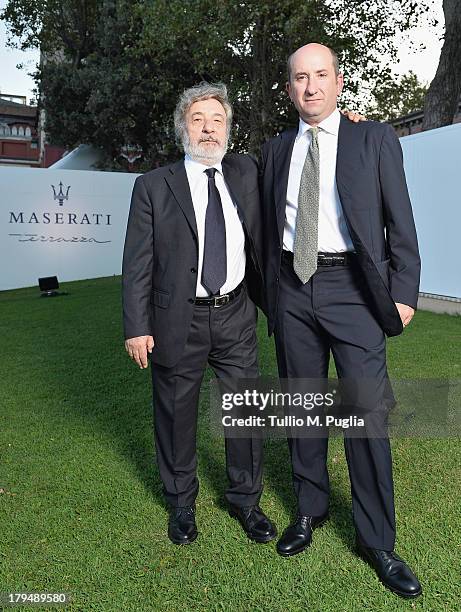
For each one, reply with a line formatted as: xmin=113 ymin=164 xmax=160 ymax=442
xmin=168 ymin=506 xmax=198 ymax=545
xmin=356 ymin=540 xmax=422 ymax=598
xmin=229 ymin=505 xmax=277 ymax=543
xmin=276 ymin=513 xmax=328 ymax=557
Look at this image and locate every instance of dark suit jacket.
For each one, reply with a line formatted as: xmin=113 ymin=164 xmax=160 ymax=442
xmin=261 ymin=114 xmax=421 ymax=337
xmin=122 ymin=154 xmax=264 ymax=368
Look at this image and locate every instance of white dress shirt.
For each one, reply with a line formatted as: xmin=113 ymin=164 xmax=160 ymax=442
xmin=184 ymin=155 xmax=246 ymax=297
xmin=284 ymin=107 xmax=354 ymax=253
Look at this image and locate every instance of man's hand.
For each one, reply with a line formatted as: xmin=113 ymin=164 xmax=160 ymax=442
xmin=125 ymin=335 xmax=154 ymax=369
xmin=341 ymin=109 xmax=366 ymax=123
xmin=395 ymin=303 xmax=415 ymax=328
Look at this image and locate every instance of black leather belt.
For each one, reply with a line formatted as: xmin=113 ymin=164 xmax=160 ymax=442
xmin=194 ymin=281 xmax=244 ymax=307
xmin=282 ymin=250 xmax=354 ymax=266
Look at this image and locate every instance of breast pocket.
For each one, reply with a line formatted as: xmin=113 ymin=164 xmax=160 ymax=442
xmin=151 ymin=288 xmax=170 ymax=309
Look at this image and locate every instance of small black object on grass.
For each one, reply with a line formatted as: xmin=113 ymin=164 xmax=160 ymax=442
xmin=38 ymin=276 xmax=68 ymax=297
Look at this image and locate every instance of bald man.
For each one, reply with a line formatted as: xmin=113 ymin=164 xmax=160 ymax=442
xmin=260 ymin=43 xmax=421 ymax=598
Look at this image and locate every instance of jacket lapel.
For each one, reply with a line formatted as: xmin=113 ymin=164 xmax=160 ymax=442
xmin=336 ymin=114 xmax=361 ymax=200
xmin=165 ymin=160 xmax=198 ymax=238
xmin=274 ymin=129 xmax=297 ymax=242
xmin=221 ymin=156 xmax=249 ymax=227
xmin=336 ymin=115 xmax=370 ymax=253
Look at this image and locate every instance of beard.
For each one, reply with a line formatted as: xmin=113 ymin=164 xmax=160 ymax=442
xmin=183 ymin=133 xmax=228 ymax=165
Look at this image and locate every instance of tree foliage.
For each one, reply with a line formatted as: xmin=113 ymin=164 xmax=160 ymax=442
xmin=1 ymin=0 xmax=432 ymax=169
xmin=366 ymin=71 xmax=428 ymax=122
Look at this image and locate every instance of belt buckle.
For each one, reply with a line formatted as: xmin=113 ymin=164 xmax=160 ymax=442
xmin=214 ymin=294 xmax=230 ymax=308
xmin=318 ymin=255 xmax=332 ymax=266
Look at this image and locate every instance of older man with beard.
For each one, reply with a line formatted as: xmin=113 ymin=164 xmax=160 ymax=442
xmin=122 ymin=82 xmax=276 ymax=546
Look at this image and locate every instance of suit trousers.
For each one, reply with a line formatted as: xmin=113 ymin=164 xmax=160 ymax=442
xmin=275 ymin=257 xmax=396 ymax=550
xmin=151 ymin=286 xmax=263 ymax=508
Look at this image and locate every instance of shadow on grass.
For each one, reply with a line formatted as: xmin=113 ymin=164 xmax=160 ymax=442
xmin=261 ymin=436 xmax=357 ymax=550
xmin=4 ymin=278 xmax=168 ymax=511
xmin=7 ymin=278 xmax=369 ymax=545
xmin=328 ymin=478 xmax=356 ymax=550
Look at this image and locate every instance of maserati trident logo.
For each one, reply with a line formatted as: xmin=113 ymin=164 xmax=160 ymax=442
xmin=51 ymin=181 xmax=71 ymax=206
xmin=8 ymin=177 xmax=112 ymax=243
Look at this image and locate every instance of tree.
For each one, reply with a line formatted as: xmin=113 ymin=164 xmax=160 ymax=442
xmin=138 ymin=0 xmax=431 ymax=153
xmin=366 ymin=71 xmax=428 ymax=122
xmin=422 ymin=0 xmax=461 ymax=130
xmin=2 ymin=0 xmax=432 ymax=169
xmin=3 ymin=0 xmax=193 ymax=168
xmin=1 ymin=0 xmax=98 ymax=67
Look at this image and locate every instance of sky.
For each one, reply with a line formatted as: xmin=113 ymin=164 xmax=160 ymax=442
xmin=0 ymin=0 xmax=445 ymax=104
xmin=390 ymin=0 xmax=444 ymax=82
xmin=0 ymin=0 xmax=39 ymax=102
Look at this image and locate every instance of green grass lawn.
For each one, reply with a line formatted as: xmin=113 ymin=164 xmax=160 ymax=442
xmin=1 ymin=276 xmax=460 ymax=611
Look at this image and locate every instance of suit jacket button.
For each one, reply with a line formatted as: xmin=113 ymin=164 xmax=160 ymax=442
xmin=188 ymin=298 xmax=194 ymax=303
xmin=191 ymin=267 xmax=197 ymax=273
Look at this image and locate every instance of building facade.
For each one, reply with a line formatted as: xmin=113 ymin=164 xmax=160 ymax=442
xmin=0 ymin=94 xmax=65 ymax=168
xmin=391 ymin=101 xmax=461 ymax=137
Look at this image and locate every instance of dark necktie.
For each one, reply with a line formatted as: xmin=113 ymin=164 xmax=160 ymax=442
xmin=202 ymin=167 xmax=227 ymax=295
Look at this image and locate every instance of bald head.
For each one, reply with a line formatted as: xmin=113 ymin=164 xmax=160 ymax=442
xmin=287 ymin=43 xmax=339 ymax=82
xmin=285 ymin=43 xmax=344 ymax=126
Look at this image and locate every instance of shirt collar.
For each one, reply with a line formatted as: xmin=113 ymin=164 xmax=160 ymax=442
xmin=184 ymin=154 xmax=223 ymax=177
xmin=297 ymin=107 xmax=340 ymax=139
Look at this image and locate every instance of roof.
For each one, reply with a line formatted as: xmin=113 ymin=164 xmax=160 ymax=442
xmin=0 ymin=98 xmax=37 ymax=118
xmin=390 ymin=99 xmax=461 ymax=128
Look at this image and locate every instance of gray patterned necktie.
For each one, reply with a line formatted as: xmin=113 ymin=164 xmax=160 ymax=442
xmin=293 ymin=126 xmax=320 ymax=284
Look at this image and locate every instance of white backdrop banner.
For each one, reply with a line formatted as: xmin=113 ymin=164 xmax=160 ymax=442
xmin=1 ymin=167 xmax=138 ymax=290
xmin=401 ymin=122 xmax=461 ymax=299
xmin=1 ymin=125 xmax=460 ymax=297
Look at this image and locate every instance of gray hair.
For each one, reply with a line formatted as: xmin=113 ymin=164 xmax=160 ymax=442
xmin=174 ymin=82 xmax=233 ymax=149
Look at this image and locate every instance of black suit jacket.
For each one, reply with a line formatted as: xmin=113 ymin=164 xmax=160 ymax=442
xmin=122 ymin=154 xmax=264 ymax=367
xmin=261 ymin=114 xmax=421 ymax=337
